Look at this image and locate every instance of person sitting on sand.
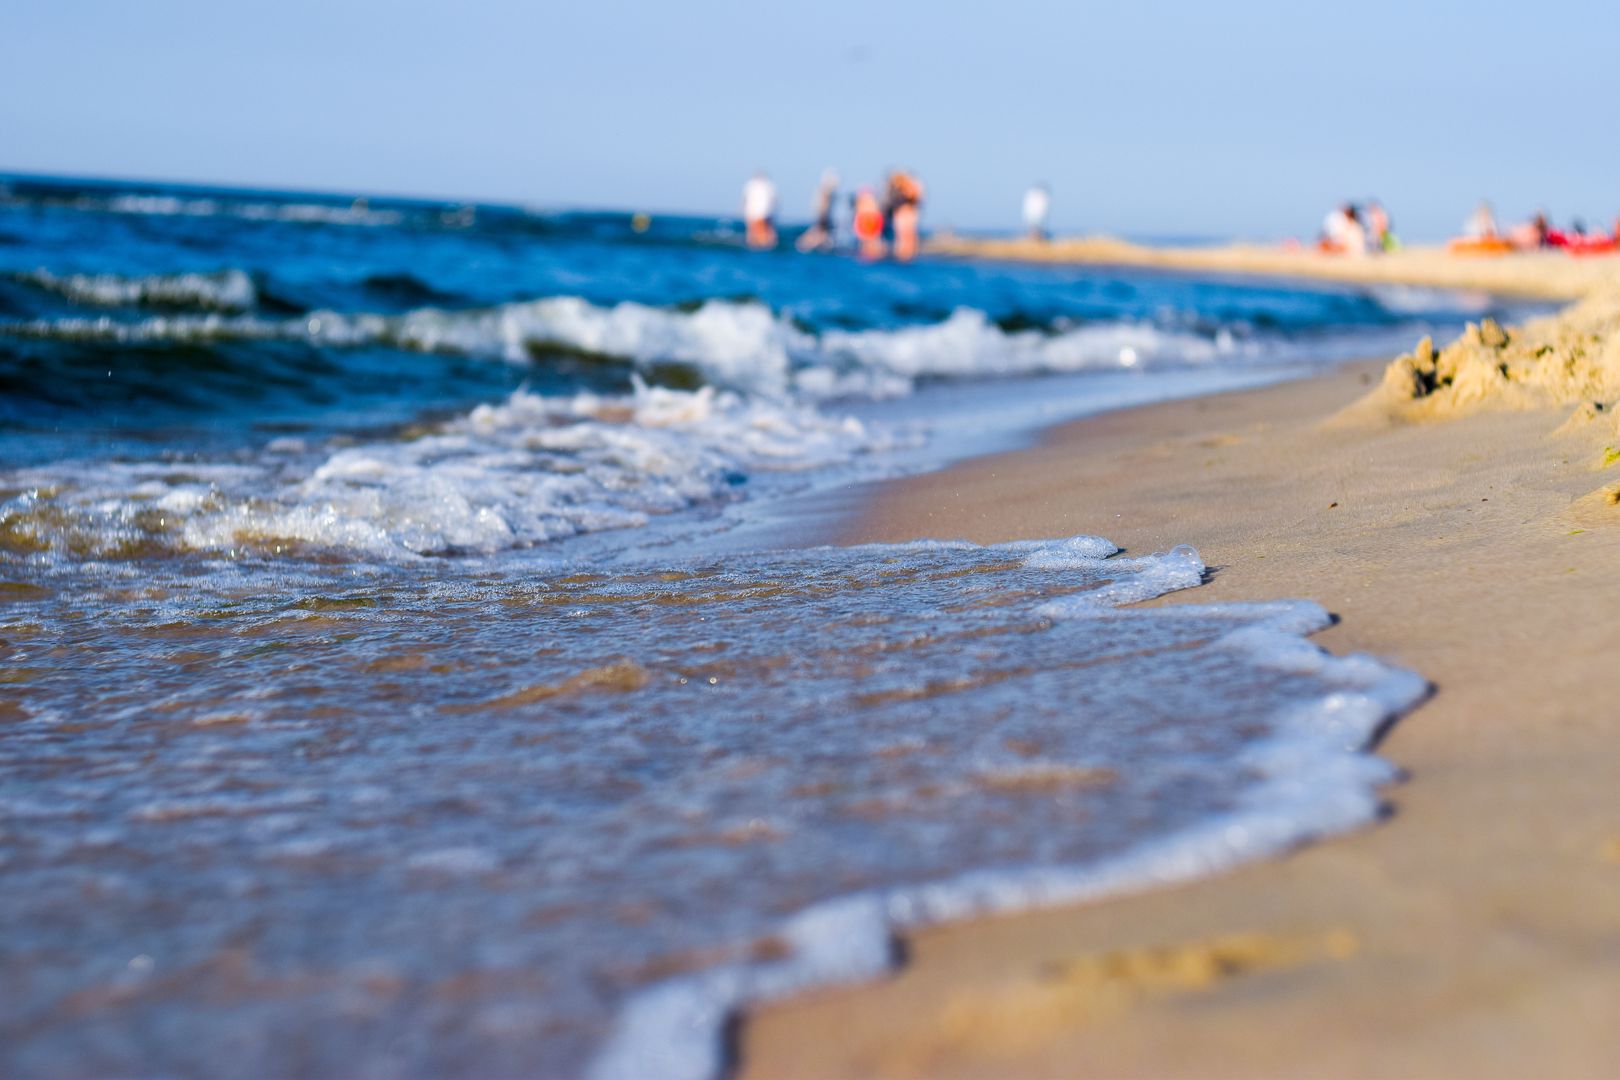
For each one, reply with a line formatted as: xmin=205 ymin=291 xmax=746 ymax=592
xmin=1508 ymin=211 xmax=1550 ymax=250
xmin=1463 ymin=200 xmax=1498 ymax=240
xmin=795 ymin=168 xmax=840 ymax=253
xmin=1365 ymin=200 xmax=1398 ymax=252
xmin=1543 ymin=217 xmax=1620 ymax=254
xmin=852 ymin=187 xmax=887 ymax=260
xmin=1023 ymin=183 xmax=1051 ymax=242
xmin=742 ymin=171 xmax=779 ymax=250
xmin=1542 ymin=217 xmax=1587 ymax=249
xmin=1319 ymin=203 xmax=1367 ymax=256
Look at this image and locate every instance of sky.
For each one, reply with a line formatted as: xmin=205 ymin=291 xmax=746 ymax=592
xmin=3 ymin=0 xmax=1617 ymax=240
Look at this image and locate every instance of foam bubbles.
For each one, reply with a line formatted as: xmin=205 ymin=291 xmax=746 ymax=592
xmin=13 ymin=268 xmax=259 ymax=311
xmin=3 ymin=379 xmax=895 ymax=560
xmin=0 ymin=297 xmax=1275 ymax=400
xmin=85 ymin=191 xmax=406 ymax=226
xmin=821 ymin=307 xmax=1248 ymax=379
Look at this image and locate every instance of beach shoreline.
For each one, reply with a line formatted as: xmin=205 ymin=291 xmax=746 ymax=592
xmin=926 ymin=233 xmax=1618 ymax=302
xmin=738 ymin=287 xmax=1620 ymax=1077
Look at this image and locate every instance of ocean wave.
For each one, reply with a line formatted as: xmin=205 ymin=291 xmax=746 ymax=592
xmin=358 ymin=271 xmax=462 ymax=306
xmin=12 ymin=268 xmax=258 ymax=312
xmin=72 ymin=191 xmax=407 ymax=227
xmin=1362 ymin=283 xmax=1495 ymax=316
xmin=0 ymin=296 xmax=1270 ymax=401
xmin=821 ymin=308 xmax=1247 ymax=378
xmin=0 ymin=379 xmax=895 ymax=561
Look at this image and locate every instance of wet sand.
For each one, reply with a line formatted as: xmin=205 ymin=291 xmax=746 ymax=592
xmin=927 ymin=233 xmax=1618 ymax=302
xmin=739 ymin=294 xmax=1620 ymax=1076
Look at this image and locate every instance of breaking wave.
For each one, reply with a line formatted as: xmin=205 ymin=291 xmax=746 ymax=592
xmin=1 ymin=295 xmax=1280 ymax=401
xmin=12 ymin=267 xmax=259 ymax=311
xmin=0 ymin=379 xmax=897 ymax=561
xmin=2 ymin=188 xmax=412 ymax=227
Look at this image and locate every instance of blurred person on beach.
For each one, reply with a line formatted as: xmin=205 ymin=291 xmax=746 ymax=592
xmin=1545 ymin=216 xmax=1618 ymax=253
xmin=852 ymin=187 xmax=887 ymax=260
xmin=795 ymin=168 xmax=840 ymax=253
xmin=881 ymin=172 xmax=901 ymax=241
xmin=1463 ymin=200 xmax=1498 ymax=240
xmin=1365 ymin=200 xmax=1398 ymax=252
xmin=742 ymin=171 xmax=779 ymax=250
xmin=1319 ymin=203 xmax=1367 ymax=256
xmin=888 ymin=169 xmax=924 ymax=261
xmin=1508 ymin=211 xmax=1550 ymax=250
xmin=1023 ymin=183 xmax=1051 ymax=241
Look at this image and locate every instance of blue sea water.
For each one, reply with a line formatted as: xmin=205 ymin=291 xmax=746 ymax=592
xmin=0 ymin=175 xmax=1484 ymax=1077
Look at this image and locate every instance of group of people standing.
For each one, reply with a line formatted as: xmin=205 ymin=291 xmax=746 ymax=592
xmin=743 ymin=168 xmax=926 ymax=261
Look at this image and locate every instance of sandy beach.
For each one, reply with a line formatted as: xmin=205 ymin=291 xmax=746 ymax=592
xmin=13 ymin=4 xmax=1620 ymax=1074
xmin=739 ymin=273 xmax=1620 ymax=1076
xmin=928 ymin=233 xmax=1618 ymax=302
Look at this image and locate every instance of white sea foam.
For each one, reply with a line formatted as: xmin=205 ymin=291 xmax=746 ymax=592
xmin=822 ymin=308 xmax=1248 ymax=379
xmin=4 ymin=379 xmax=894 ymax=560
xmin=1 ymin=296 xmax=1275 ymax=400
xmin=14 ymin=268 xmax=258 ymax=311
xmin=592 ymin=578 xmax=1427 ymax=1080
xmin=1365 ymin=284 xmax=1494 ymax=316
xmin=0 ymin=294 xmax=1353 ymax=565
xmin=92 ymin=192 xmax=406 ymax=227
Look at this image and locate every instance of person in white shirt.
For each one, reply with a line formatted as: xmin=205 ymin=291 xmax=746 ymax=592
xmin=1023 ymin=183 xmax=1051 ymax=241
xmin=1320 ymin=203 xmax=1367 ymax=256
xmin=742 ymin=171 xmax=779 ymax=250
xmin=1463 ymin=200 xmax=1498 ymax=240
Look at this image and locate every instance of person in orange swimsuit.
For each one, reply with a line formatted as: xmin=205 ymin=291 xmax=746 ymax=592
xmin=852 ymin=187 xmax=886 ymax=260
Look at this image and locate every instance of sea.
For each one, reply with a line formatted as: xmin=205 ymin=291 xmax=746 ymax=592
xmin=0 ymin=175 xmax=1522 ymax=1078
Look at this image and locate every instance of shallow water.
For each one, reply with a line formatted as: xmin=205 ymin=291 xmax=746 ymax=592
xmin=0 ymin=175 xmax=1447 ymax=1078
xmin=0 ymin=539 xmax=1423 ymax=1078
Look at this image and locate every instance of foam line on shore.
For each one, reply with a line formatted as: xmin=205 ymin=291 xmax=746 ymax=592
xmin=591 ymin=564 xmax=1425 ymax=1080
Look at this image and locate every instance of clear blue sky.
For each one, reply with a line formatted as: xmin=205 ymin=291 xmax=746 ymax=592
xmin=3 ymin=0 xmax=1616 ymax=240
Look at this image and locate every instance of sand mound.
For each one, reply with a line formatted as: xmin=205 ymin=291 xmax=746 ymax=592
xmin=1364 ymin=290 xmax=1620 ymax=421
xmin=1345 ymin=288 xmax=1620 ymax=511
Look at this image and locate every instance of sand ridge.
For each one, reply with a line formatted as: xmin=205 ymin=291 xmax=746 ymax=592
xmin=927 ymin=233 xmax=1620 ymax=303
